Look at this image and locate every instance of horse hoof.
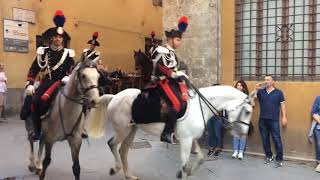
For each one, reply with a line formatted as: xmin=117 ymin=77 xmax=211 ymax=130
xmin=109 ymin=168 xmax=116 ymax=176
xmin=176 ymin=170 xmax=182 ymax=179
xmin=28 ymin=165 xmax=36 ymax=172
xmin=35 ymin=168 xmax=42 ymax=176
xmin=126 ymin=176 xmax=139 ymax=180
xmin=39 ymin=175 xmax=45 ymax=180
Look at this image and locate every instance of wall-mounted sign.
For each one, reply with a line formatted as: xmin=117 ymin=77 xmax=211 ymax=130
xmin=12 ymin=8 xmax=36 ymax=23
xmin=3 ymin=19 xmax=29 ymax=53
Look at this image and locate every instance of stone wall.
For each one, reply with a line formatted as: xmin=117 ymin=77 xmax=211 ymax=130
xmin=4 ymin=88 xmax=24 ymax=116
xmin=162 ymin=0 xmax=220 ymax=87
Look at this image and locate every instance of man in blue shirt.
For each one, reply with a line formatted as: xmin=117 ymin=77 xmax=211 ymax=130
xmin=256 ymin=75 xmax=287 ymax=168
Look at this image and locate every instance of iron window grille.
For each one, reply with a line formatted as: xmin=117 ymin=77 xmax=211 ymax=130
xmin=235 ymin=0 xmax=320 ymax=81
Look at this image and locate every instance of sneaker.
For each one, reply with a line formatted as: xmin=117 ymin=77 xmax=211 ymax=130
xmin=274 ymin=160 xmax=283 ymax=168
xmin=237 ymin=151 xmax=244 ymax=160
xmin=315 ymin=164 xmax=320 ymax=173
xmin=264 ymin=157 xmax=274 ymax=164
xmin=213 ymin=149 xmax=222 ymax=157
xmin=232 ymin=151 xmax=238 ymax=159
xmin=207 ymin=149 xmax=214 ymax=157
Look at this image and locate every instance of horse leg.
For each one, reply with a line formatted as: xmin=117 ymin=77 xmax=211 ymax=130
xmin=26 ymin=117 xmax=37 ymax=173
xmin=35 ymin=138 xmax=45 ymax=175
xmin=176 ymin=138 xmax=193 ymax=180
xmin=189 ymin=140 xmax=204 ymax=175
xmin=119 ymin=127 xmax=138 ymax=180
xmin=28 ymin=140 xmax=36 ymax=173
xmin=39 ymin=142 xmax=53 ymax=180
xmin=108 ymin=134 xmax=124 ymax=176
xmin=68 ymin=137 xmax=82 ymax=180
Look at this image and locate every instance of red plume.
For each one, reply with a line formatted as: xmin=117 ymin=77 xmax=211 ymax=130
xmin=151 ymin=31 xmax=156 ymax=38
xmin=178 ymin=16 xmax=189 ymax=25
xmin=54 ymin=10 xmax=64 ymax=17
xmin=178 ymin=16 xmax=189 ymax=32
xmin=92 ymin=32 xmax=99 ymax=40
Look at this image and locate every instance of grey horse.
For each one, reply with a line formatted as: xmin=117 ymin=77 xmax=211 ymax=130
xmin=25 ymin=60 xmax=100 ymax=180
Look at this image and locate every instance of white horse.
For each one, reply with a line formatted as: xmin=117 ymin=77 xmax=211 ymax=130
xmin=27 ymin=60 xmax=101 ymax=180
xmin=86 ymin=85 xmax=256 ymax=180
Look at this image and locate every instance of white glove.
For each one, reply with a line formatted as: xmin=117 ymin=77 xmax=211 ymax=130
xmin=171 ymin=71 xmax=189 ymax=79
xmin=61 ymin=76 xmax=70 ymax=85
xmin=26 ymin=85 xmax=35 ymax=95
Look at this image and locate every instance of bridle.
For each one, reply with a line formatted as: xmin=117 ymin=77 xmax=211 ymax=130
xmin=76 ymin=65 xmax=99 ymax=97
xmin=182 ymin=77 xmax=251 ymax=131
xmin=58 ymin=63 xmax=99 ymax=138
xmin=224 ymin=102 xmax=251 ymax=129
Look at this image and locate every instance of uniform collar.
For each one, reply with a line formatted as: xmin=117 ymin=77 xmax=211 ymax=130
xmin=164 ymin=44 xmax=175 ymax=52
xmin=50 ymin=44 xmax=63 ymax=52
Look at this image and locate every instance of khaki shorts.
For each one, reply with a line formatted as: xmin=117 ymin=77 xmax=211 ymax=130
xmin=0 ymin=93 xmax=6 ymax=106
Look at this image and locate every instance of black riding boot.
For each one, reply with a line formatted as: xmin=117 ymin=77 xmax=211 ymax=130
xmin=20 ymin=95 xmax=33 ymax=120
xmin=30 ymin=109 xmax=41 ymax=141
xmin=161 ymin=108 xmax=177 ymax=144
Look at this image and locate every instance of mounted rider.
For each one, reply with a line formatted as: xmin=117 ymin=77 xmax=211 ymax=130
xmin=150 ymin=16 xmax=189 ymax=144
xmin=81 ymin=32 xmax=101 ymax=63
xmin=81 ymin=32 xmax=111 ymax=95
xmin=25 ymin=10 xmax=75 ymax=140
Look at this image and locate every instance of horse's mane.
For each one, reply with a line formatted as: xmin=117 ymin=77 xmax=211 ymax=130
xmin=198 ymin=85 xmax=249 ymax=112
xmin=63 ymin=63 xmax=79 ymax=96
xmin=199 ymin=85 xmax=248 ymax=101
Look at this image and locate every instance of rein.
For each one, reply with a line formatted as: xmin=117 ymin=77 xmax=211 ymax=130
xmin=182 ymin=77 xmax=220 ymax=130
xmin=58 ymin=65 xmax=99 ymax=138
xmin=58 ymin=92 xmax=87 ymax=138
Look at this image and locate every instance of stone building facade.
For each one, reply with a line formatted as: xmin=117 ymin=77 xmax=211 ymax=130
xmin=162 ymin=0 xmax=220 ymax=87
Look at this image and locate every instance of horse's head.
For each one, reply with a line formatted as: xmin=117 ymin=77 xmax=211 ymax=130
xmin=133 ymin=49 xmax=142 ymax=69
xmin=69 ymin=60 xmax=100 ymax=107
xmin=224 ymin=98 xmax=254 ymax=136
xmin=133 ymin=49 xmax=153 ymax=80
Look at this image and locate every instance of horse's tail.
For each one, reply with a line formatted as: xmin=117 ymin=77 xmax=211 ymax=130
xmin=86 ymin=94 xmax=114 ymax=139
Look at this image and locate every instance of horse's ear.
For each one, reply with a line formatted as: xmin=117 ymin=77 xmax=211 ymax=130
xmin=138 ymin=49 xmax=141 ymax=52
xmin=247 ymin=90 xmax=257 ymax=107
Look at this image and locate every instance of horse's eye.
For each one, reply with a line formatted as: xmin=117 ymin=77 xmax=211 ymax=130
xmin=81 ymin=74 xmax=86 ymax=79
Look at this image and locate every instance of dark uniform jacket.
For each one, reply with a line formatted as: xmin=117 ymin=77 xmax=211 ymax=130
xmin=81 ymin=49 xmax=100 ymax=62
xmin=150 ymin=44 xmax=178 ymax=80
xmin=150 ymin=44 xmax=186 ymax=113
xmin=27 ymin=46 xmax=75 ymax=84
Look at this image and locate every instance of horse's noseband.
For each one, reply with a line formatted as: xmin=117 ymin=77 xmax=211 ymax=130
xmin=234 ymin=105 xmax=251 ymax=127
xmin=82 ymin=85 xmax=99 ymax=94
xmin=223 ymin=101 xmax=251 ymax=128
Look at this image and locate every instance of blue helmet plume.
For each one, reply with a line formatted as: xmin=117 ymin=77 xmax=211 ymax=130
xmin=178 ymin=16 xmax=189 ymax=32
xmin=53 ymin=10 xmax=65 ymax=27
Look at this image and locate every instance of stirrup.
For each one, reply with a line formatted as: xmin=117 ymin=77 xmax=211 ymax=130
xmin=161 ymin=133 xmax=177 ymax=145
xmin=128 ymin=122 xmax=136 ymax=127
xmin=40 ymin=111 xmax=50 ymax=119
